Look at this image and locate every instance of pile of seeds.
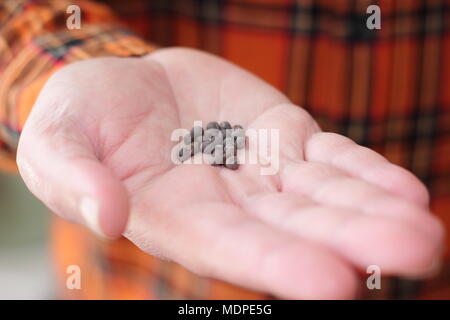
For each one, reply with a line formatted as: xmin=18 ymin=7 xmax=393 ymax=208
xmin=177 ymin=121 xmax=245 ymax=170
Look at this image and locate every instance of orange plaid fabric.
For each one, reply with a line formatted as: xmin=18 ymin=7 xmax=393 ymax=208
xmin=1 ymin=0 xmax=450 ymax=299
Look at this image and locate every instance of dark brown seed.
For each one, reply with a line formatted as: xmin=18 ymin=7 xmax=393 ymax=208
xmin=203 ymin=128 xmax=222 ymax=142
xmin=203 ymin=128 xmax=223 ymax=154
xmin=183 ymin=134 xmax=192 ymax=145
xmin=208 ymin=148 xmax=223 ymax=166
xmin=225 ymin=128 xmax=234 ymax=138
xmin=223 ymin=136 xmax=235 ymax=147
xmin=201 ymin=140 xmax=211 ymax=152
xmin=177 ymin=145 xmax=191 ymax=162
xmin=235 ymin=136 xmax=245 ymax=149
xmin=184 ymin=126 xmax=204 ymax=145
xmin=191 ymin=126 xmax=204 ymax=139
xmin=224 ymin=144 xmax=236 ymax=157
xmin=211 ymin=145 xmax=224 ymax=164
xmin=206 ymin=121 xmax=220 ymax=130
xmin=225 ymin=156 xmax=239 ymax=170
xmin=219 ymin=122 xmax=231 ymax=138
xmin=232 ymin=127 xmax=245 ymax=138
xmin=204 ymin=140 xmax=223 ymax=155
xmin=190 ymin=141 xmax=201 ymax=156
xmin=219 ymin=121 xmax=232 ymax=130
xmin=193 ymin=135 xmax=204 ymax=145
xmin=225 ymin=163 xmax=239 ymax=170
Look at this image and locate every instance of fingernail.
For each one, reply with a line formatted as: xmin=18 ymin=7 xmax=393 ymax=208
xmin=79 ymin=196 xmax=106 ymax=238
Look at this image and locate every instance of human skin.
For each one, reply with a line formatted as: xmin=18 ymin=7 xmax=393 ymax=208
xmin=16 ymin=47 xmax=444 ymax=299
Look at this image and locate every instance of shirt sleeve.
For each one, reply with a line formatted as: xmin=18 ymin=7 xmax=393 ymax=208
xmin=0 ymin=0 xmax=157 ymax=172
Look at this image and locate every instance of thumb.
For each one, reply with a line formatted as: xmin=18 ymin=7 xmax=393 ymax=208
xmin=16 ymin=124 xmax=129 ymax=239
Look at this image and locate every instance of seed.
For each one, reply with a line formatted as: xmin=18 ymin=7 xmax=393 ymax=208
xmin=220 ymin=121 xmax=232 ymax=130
xmin=232 ymin=127 xmax=245 ymax=138
xmin=206 ymin=121 xmax=220 ymax=130
xmin=184 ymin=126 xmax=204 ymax=144
xmin=235 ymin=136 xmax=245 ymax=149
xmin=220 ymin=121 xmax=232 ymax=138
xmin=193 ymin=134 xmax=204 ymax=145
xmin=224 ymin=129 xmax=234 ymax=138
xmin=191 ymin=141 xmax=201 ymax=156
xmin=183 ymin=134 xmax=192 ymax=145
xmin=176 ymin=122 xmax=244 ymax=168
xmin=177 ymin=145 xmax=191 ymax=162
xmin=204 ymin=140 xmax=223 ymax=155
xmin=203 ymin=128 xmax=223 ymax=142
xmin=191 ymin=126 xmax=204 ymax=139
xmin=211 ymin=144 xmax=224 ymax=164
xmin=201 ymin=140 xmax=211 ymax=152
xmin=225 ymin=156 xmax=239 ymax=170
xmin=223 ymin=136 xmax=235 ymax=147
xmin=203 ymin=128 xmax=223 ymax=154
xmin=224 ymin=144 xmax=236 ymax=157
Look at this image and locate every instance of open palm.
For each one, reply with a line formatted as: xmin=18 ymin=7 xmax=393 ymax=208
xmin=17 ymin=48 xmax=443 ymax=299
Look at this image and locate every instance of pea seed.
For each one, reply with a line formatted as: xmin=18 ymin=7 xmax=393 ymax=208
xmin=191 ymin=141 xmax=201 ymax=156
xmin=177 ymin=145 xmax=191 ymax=162
xmin=211 ymin=145 xmax=225 ymax=164
xmin=203 ymin=128 xmax=223 ymax=154
xmin=225 ymin=129 xmax=235 ymax=138
xmin=206 ymin=121 xmax=220 ymax=130
xmin=183 ymin=134 xmax=192 ymax=145
xmin=220 ymin=121 xmax=232 ymax=130
xmin=225 ymin=156 xmax=239 ymax=170
xmin=224 ymin=144 xmax=236 ymax=157
xmin=183 ymin=126 xmax=204 ymax=145
xmin=232 ymin=128 xmax=245 ymax=138
xmin=235 ymin=136 xmax=245 ymax=149
xmin=204 ymin=140 xmax=222 ymax=155
xmin=191 ymin=126 xmax=204 ymax=139
xmin=176 ymin=122 xmax=244 ymax=168
xmin=203 ymin=152 xmax=217 ymax=166
xmin=223 ymin=136 xmax=235 ymax=147
xmin=201 ymin=140 xmax=211 ymax=152
xmin=203 ymin=128 xmax=223 ymax=142
xmin=219 ymin=122 xmax=231 ymax=138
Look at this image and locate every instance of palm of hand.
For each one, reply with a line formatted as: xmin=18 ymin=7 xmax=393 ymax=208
xmin=17 ymin=48 xmax=443 ymax=299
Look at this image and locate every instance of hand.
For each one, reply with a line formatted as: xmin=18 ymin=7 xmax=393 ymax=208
xmin=17 ymin=48 xmax=444 ymax=299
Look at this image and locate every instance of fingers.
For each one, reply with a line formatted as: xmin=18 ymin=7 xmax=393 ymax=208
xmin=126 ymin=165 xmax=357 ymax=299
xmin=243 ymin=192 xmax=443 ymax=277
xmin=281 ymin=161 xmax=443 ymax=238
xmin=305 ymin=132 xmax=429 ymax=207
xmin=17 ymin=126 xmax=129 ymax=239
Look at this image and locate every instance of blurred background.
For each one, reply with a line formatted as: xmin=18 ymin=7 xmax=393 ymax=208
xmin=0 ymin=0 xmax=449 ymax=300
xmin=0 ymin=172 xmax=54 ymax=299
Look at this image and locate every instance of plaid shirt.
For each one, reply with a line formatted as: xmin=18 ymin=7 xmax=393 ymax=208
xmin=1 ymin=0 xmax=449 ymax=299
